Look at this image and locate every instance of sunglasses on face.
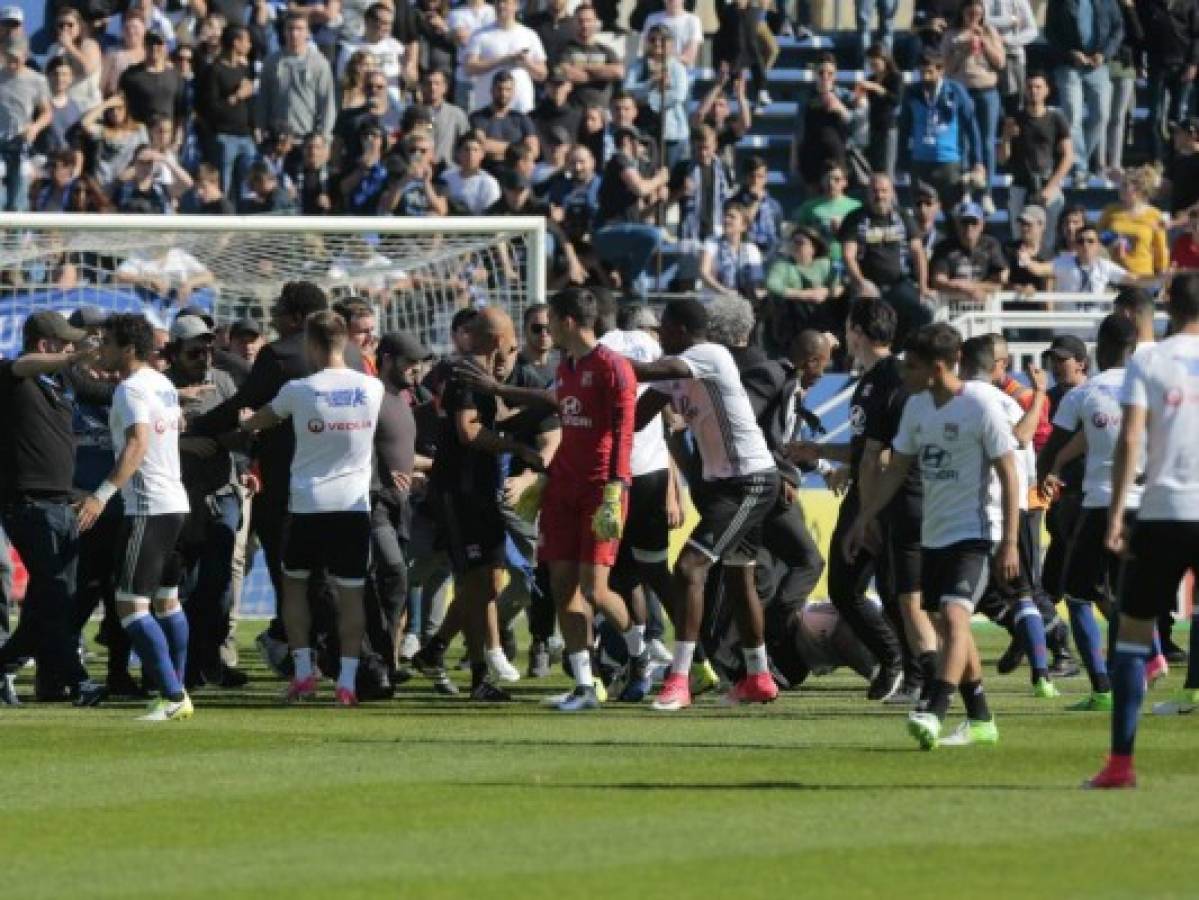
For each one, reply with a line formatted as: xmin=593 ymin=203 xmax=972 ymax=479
xmin=183 ymin=346 xmax=213 ymax=361
xmin=530 ymin=323 xmax=550 ymax=335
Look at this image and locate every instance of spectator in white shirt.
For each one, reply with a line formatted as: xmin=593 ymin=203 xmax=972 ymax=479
xmin=1050 ymin=224 xmax=1139 ymax=307
xmin=640 ymin=0 xmax=703 ymax=68
xmin=337 ymin=3 xmax=418 ymax=105
xmin=449 ymin=0 xmax=497 ymax=108
xmin=464 ymin=0 xmax=548 ymax=114
xmin=440 ymin=132 xmax=501 ymax=213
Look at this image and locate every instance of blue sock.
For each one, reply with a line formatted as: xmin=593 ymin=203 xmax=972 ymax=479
xmin=1110 ymin=640 xmax=1152 ymax=757
xmin=1151 ymin=628 xmax=1163 ymax=659
xmin=1187 ymin=613 xmax=1199 ymax=690
xmin=1067 ymin=599 xmax=1110 ymax=693
xmin=1014 ymin=599 xmax=1049 ymax=681
xmin=157 ymin=609 xmax=189 ymax=686
xmin=122 ymin=612 xmax=184 ymax=701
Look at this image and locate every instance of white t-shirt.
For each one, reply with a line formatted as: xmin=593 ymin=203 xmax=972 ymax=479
xmin=440 ymin=166 xmax=501 ymax=214
xmin=337 ymin=36 xmax=408 ymax=104
xmin=599 ymin=329 xmax=670 ymax=476
xmin=986 ymin=383 xmax=1032 ymax=512
xmin=893 ymin=381 xmax=1018 ymax=548
xmin=1120 ymin=333 xmax=1199 ymax=521
xmin=116 ymin=248 xmax=209 ymax=289
xmin=465 ymin=23 xmax=546 ymax=113
xmin=640 ymin=10 xmax=704 ymax=59
xmin=449 ymin=3 xmax=497 ymax=82
xmin=110 ymin=367 xmax=190 ymax=517
xmin=269 ymin=367 xmax=385 ymax=514
xmin=650 ymin=342 xmax=775 ymax=481
xmin=1052 ymin=366 xmax=1143 ymax=510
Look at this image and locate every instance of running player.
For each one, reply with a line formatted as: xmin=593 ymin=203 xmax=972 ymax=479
xmin=1042 ymin=315 xmax=1139 ymax=712
xmin=1087 ymin=273 xmax=1199 ymax=789
xmin=627 ymin=299 xmax=781 ymax=711
xmin=452 ymin=288 xmax=644 ymax=712
xmin=77 ymin=314 xmax=192 ymax=722
xmin=238 ymin=311 xmax=384 ymax=706
xmin=846 ymin=323 xmax=1022 ymax=750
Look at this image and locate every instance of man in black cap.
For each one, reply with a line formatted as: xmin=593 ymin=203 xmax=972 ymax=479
xmin=119 ymin=30 xmax=185 ymax=127
xmin=366 ymin=332 xmax=429 ymax=688
xmin=0 ymin=312 xmax=109 ymax=704
xmin=532 ymin=69 xmax=581 ymax=153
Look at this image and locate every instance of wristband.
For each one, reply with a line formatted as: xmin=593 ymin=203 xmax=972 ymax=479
xmin=93 ymin=480 xmax=118 ymax=505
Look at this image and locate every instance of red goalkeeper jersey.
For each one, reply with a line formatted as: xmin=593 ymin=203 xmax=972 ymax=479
xmin=549 ymin=343 xmax=636 ymax=486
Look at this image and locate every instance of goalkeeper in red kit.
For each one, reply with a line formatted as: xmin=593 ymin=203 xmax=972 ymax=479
xmin=453 ymin=288 xmax=646 ymax=711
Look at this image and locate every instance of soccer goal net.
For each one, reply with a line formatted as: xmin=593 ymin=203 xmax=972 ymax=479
xmin=0 ymin=214 xmax=547 ymax=356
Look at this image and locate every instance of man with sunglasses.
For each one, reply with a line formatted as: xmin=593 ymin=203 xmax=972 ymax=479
xmin=1050 ymin=224 xmax=1141 ymax=308
xmin=163 ymin=316 xmax=246 ymax=690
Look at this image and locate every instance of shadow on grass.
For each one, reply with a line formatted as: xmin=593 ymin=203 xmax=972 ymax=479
xmin=325 ymin=734 xmax=915 ymax=753
xmin=466 ymin=779 xmax=1059 ymax=793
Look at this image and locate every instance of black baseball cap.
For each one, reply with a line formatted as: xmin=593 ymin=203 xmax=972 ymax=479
xmin=377 ymin=331 xmax=432 ymax=364
xmin=68 ymin=305 xmax=110 ymax=328
xmin=230 ymin=317 xmax=262 ymax=337
xmin=24 ymin=310 xmax=87 ymax=346
xmin=1047 ymin=334 xmax=1088 ymax=363
xmin=177 ymin=305 xmax=215 ymax=328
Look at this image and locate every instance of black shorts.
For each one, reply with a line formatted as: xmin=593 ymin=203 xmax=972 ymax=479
xmin=1042 ymin=490 xmax=1083 ymax=598
xmin=282 ymin=511 xmax=372 ymax=585
xmin=688 ymin=470 xmax=780 ymax=567
xmin=624 ymin=469 xmax=670 ymax=561
xmin=986 ymin=509 xmax=1037 ymax=603
xmin=882 ymin=505 xmax=922 ymax=595
xmin=1063 ymin=507 xmax=1134 ymax=607
xmin=921 ymin=539 xmax=993 ymax=613
xmin=1117 ymin=519 xmax=1199 ymax=621
xmin=437 ymin=489 xmax=506 ymax=575
xmin=117 ymin=513 xmax=186 ymax=600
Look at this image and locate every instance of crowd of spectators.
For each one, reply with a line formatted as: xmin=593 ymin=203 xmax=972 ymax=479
xmin=1 ymin=0 xmax=1198 ymax=354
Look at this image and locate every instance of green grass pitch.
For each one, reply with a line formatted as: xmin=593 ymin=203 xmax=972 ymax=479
xmin=2 ymin=623 xmax=1197 ymax=899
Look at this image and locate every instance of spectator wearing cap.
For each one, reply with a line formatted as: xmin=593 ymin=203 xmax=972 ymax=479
xmin=0 ymin=35 xmax=51 ymax=212
xmin=929 ymin=200 xmax=1009 ymax=305
xmin=1044 ymin=0 xmax=1124 ymax=188
xmin=463 ymin=0 xmax=548 ymax=114
xmin=998 ymin=71 xmax=1073 ymax=257
xmin=792 ymin=161 xmax=862 ymax=264
xmin=440 ymin=131 xmax=500 ymax=213
xmin=228 ymin=319 xmax=265 ymax=366
xmin=559 ymin=5 xmax=625 ymax=111
xmin=379 ymin=133 xmax=450 ymax=217
xmin=1164 ymin=120 xmax=1199 ymax=220
xmin=1171 ymin=205 xmax=1199 ymax=270
xmin=0 ymin=311 xmax=109 ymax=704
xmin=1138 ymin=0 xmax=1199 ymax=163
xmin=839 ymin=173 xmax=933 ymax=343
xmin=526 ymin=0 xmax=579 ymax=66
xmin=532 ymin=68 xmax=581 ymax=154
xmin=624 ymin=24 xmax=690 ymax=169
xmin=338 ymin=118 xmax=391 ymax=214
xmin=469 ymin=70 xmax=539 ymax=174
xmin=119 ymin=30 xmax=185 ymax=130
xmin=640 ymin=0 xmax=704 ymax=68
xmin=1005 ymin=204 xmax=1054 ymax=295
xmin=0 ymin=5 xmax=22 ymax=43
xmin=898 ymin=50 xmax=985 ymax=210
xmin=765 ymin=225 xmax=839 ymax=355
xmin=163 ymin=315 xmax=246 ymax=689
xmin=258 ymin=14 xmax=337 ymax=140
xmin=731 ymin=156 xmax=784 ymax=260
xmin=595 ymin=125 xmax=669 ymax=300
xmin=533 ymin=124 xmax=573 ymax=190
xmin=420 ymin=70 xmax=470 ymax=167
xmin=196 ymin=24 xmax=256 ymax=194
xmin=910 ymin=180 xmax=944 ymax=259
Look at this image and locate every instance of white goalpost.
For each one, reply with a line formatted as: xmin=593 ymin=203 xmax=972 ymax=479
xmin=0 ymin=213 xmax=547 ymax=354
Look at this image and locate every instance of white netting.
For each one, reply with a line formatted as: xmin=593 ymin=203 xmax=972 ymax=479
xmin=0 ymin=214 xmax=546 ymax=355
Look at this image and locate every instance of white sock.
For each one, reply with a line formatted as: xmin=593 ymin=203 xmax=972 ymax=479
xmin=569 ymin=651 xmax=592 ymax=689
xmin=671 ymin=641 xmax=696 ymax=676
xmin=337 ymin=656 xmax=358 ymax=692
xmin=293 ymin=648 xmax=314 ymax=681
xmin=744 ymin=644 xmax=768 ymax=675
xmin=623 ymin=626 xmax=646 ymax=659
xmin=636 ymin=624 xmax=646 ymax=639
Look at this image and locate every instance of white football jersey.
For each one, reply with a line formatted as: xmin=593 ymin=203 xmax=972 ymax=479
xmin=650 ymin=342 xmax=775 ymax=481
xmin=270 ymin=367 xmax=384 ymax=514
xmin=893 ymin=381 xmax=1018 ymax=549
xmin=984 ymin=383 xmax=1032 ymax=512
xmin=110 ymin=366 xmax=190 ymax=517
xmin=1120 ymin=333 xmax=1199 ymax=521
xmin=1052 ymin=366 xmax=1143 ymax=510
xmin=599 ymin=329 xmax=670 ymax=477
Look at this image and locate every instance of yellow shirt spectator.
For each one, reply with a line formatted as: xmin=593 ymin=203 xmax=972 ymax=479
xmin=1097 ymin=203 xmax=1169 ymax=278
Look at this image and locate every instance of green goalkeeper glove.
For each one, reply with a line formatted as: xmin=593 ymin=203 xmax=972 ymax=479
xmin=591 ymin=481 xmax=625 ymax=542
